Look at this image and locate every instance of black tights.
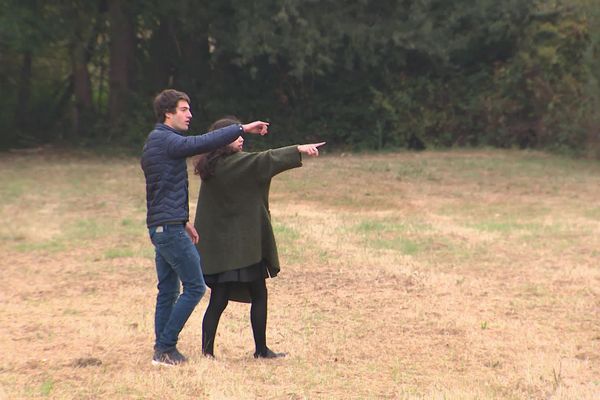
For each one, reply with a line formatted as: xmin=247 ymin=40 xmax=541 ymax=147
xmin=202 ymin=279 xmax=268 ymax=356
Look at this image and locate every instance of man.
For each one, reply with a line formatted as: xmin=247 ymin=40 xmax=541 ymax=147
xmin=141 ymin=89 xmax=268 ymax=366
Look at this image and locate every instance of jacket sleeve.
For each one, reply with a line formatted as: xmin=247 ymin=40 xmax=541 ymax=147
xmin=253 ymin=146 xmax=303 ymax=181
xmin=165 ymin=124 xmax=243 ymax=159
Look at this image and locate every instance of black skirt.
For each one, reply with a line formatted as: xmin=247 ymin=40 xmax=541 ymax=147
xmin=204 ymin=260 xmax=270 ymax=303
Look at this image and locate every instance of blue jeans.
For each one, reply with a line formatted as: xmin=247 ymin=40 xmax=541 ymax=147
xmin=149 ymin=224 xmax=206 ymax=352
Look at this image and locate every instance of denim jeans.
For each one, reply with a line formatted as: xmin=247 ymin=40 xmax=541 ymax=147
xmin=149 ymin=224 xmax=206 ymax=352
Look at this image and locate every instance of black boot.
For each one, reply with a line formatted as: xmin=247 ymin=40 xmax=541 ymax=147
xmin=254 ymin=347 xmax=286 ymax=359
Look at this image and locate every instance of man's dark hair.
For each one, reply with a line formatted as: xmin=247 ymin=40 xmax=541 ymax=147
xmin=153 ymin=89 xmax=191 ymax=123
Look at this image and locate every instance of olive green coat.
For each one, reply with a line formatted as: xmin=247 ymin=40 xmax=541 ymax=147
xmin=194 ymin=146 xmax=302 ymax=277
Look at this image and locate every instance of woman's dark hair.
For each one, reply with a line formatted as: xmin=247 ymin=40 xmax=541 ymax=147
xmin=153 ymin=89 xmax=190 ymax=122
xmin=193 ymin=116 xmax=241 ymax=180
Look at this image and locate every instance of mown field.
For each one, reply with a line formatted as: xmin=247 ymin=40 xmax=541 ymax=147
xmin=0 ymin=148 xmax=598 ymax=399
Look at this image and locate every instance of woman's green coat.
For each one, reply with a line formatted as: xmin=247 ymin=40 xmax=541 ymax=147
xmin=194 ymin=146 xmax=302 ymax=278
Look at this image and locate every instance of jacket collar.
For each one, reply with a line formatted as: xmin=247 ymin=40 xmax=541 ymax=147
xmin=155 ymin=123 xmax=183 ymax=136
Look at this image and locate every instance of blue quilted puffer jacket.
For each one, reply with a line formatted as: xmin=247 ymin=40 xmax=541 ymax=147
xmin=141 ymin=123 xmax=243 ymax=228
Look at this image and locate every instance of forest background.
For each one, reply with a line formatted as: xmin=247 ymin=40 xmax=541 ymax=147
xmin=1 ymin=0 xmax=600 ymax=157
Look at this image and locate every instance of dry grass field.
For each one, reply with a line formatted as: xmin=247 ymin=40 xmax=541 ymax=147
xmin=0 ymin=148 xmax=598 ymax=399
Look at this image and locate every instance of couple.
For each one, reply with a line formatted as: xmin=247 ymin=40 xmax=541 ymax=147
xmin=141 ymin=89 xmax=324 ymax=366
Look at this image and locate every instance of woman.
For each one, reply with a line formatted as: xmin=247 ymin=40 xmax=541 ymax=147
xmin=193 ymin=117 xmax=324 ymax=359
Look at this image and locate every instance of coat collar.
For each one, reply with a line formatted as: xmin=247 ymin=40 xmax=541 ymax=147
xmin=155 ymin=123 xmax=183 ymax=136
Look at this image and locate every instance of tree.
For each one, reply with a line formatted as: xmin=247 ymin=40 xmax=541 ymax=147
xmin=107 ymin=0 xmax=135 ymax=128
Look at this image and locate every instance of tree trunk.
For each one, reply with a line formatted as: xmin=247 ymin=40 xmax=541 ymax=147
xmin=148 ymin=18 xmax=176 ymax=88
xmin=15 ymin=51 xmax=32 ymax=136
xmin=107 ymin=0 xmax=135 ymax=127
xmin=72 ymin=41 xmax=94 ymax=136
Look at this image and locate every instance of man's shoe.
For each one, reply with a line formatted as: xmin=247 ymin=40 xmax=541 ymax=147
xmin=152 ymin=348 xmax=188 ymax=366
xmin=254 ymin=348 xmax=286 ymax=359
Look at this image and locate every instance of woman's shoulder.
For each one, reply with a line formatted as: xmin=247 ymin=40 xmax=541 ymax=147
xmin=216 ymin=151 xmax=260 ymax=171
xmin=222 ymin=151 xmax=255 ymax=163
xmin=223 ymin=150 xmax=269 ymax=162
xmin=220 ymin=147 xmax=298 ymax=168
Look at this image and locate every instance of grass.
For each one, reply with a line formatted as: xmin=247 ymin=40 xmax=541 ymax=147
xmin=0 ymin=148 xmax=599 ymax=399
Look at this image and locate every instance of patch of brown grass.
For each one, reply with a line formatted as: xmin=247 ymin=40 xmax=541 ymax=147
xmin=0 ymin=149 xmax=598 ymax=399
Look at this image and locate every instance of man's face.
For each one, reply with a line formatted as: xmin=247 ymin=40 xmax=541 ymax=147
xmin=164 ymin=100 xmax=192 ymax=132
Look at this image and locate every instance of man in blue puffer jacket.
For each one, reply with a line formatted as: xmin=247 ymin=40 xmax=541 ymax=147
xmin=141 ymin=89 xmax=269 ymax=366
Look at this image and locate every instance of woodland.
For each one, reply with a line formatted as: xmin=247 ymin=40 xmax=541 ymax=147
xmin=1 ymin=0 xmax=599 ymax=156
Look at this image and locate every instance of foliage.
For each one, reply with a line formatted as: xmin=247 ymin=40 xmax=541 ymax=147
xmin=487 ymin=3 xmax=591 ymax=152
xmin=0 ymin=0 xmax=598 ymax=155
xmin=370 ymin=0 xmax=594 ymax=152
